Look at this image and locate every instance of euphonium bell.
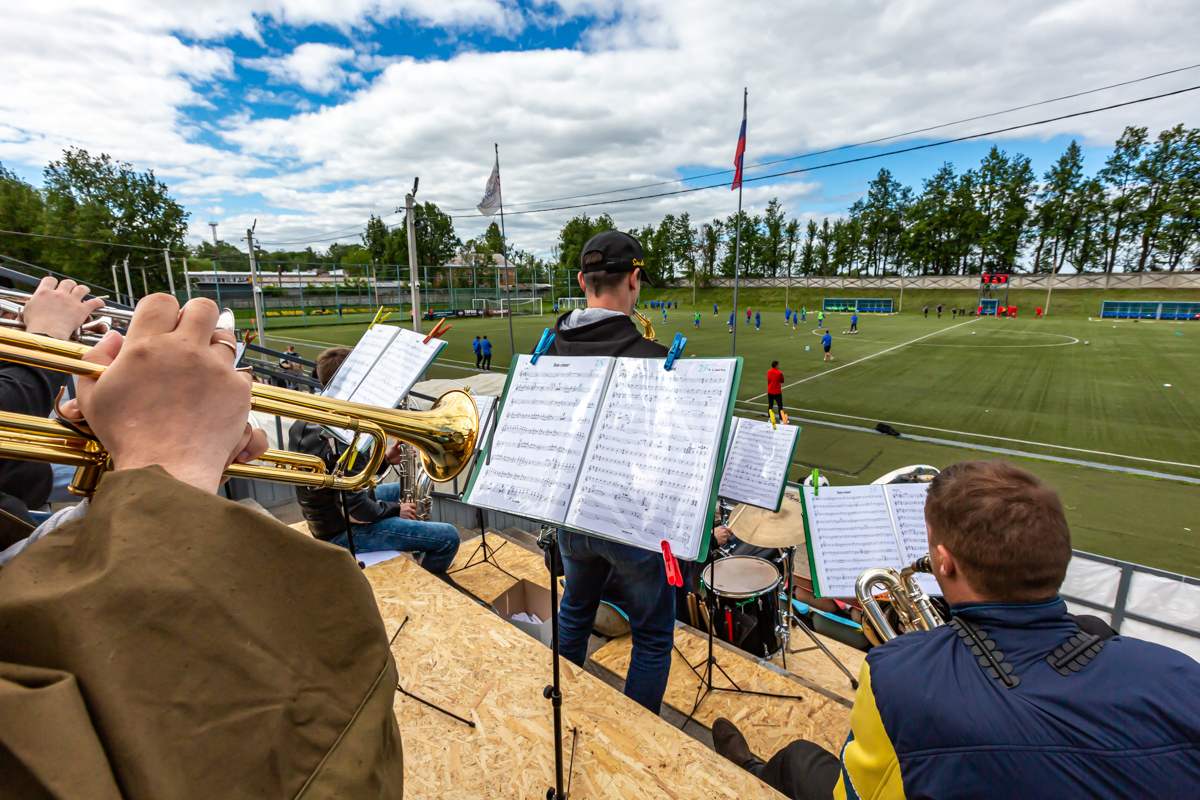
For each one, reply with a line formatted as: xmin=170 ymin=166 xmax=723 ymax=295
xmin=633 ymin=310 xmax=657 ymax=341
xmin=856 ymin=556 xmax=946 ymax=646
xmin=0 ymin=327 xmax=478 ymax=497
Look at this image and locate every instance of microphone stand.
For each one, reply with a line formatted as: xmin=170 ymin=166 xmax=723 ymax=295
xmin=537 ymin=525 xmax=577 ymax=799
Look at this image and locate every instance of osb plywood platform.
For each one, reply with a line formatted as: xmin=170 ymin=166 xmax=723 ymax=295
xmin=768 ymin=625 xmax=866 ymax=702
xmin=367 ymin=557 xmax=783 ymax=800
xmin=592 ymin=629 xmax=852 ymax=760
xmin=447 ymin=532 xmax=550 ymax=605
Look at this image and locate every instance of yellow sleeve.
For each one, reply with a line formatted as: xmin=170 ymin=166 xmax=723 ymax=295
xmin=833 ymin=661 xmax=906 ymax=800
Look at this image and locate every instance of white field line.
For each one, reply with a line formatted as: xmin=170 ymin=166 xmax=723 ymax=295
xmin=746 ymin=317 xmax=981 ymax=401
xmin=738 ymin=399 xmax=1200 ymax=472
xmin=264 ymin=333 xmax=508 ymax=371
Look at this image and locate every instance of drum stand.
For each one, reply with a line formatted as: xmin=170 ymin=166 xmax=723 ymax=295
xmin=780 ymin=545 xmax=860 ymax=691
xmin=680 ymin=592 xmax=805 ymax=728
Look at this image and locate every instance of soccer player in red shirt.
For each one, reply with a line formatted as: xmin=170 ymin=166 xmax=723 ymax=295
xmin=766 ymin=361 xmax=785 ymax=416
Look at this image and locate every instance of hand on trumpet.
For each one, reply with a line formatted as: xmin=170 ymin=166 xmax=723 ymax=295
xmin=18 ymin=276 xmax=107 ymax=341
xmin=58 ymin=295 xmax=256 ymax=494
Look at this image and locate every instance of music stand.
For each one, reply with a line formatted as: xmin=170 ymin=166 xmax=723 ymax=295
xmin=536 ymin=526 xmax=578 ymax=800
xmin=447 ymin=506 xmax=520 ymax=582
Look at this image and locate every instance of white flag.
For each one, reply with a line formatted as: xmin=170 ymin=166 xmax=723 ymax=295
xmin=477 ymin=158 xmax=502 ymax=216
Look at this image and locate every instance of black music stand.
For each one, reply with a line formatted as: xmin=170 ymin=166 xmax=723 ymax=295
xmin=390 ymin=616 xmax=476 ymax=728
xmin=536 ymin=526 xmax=578 ymax=800
xmin=448 ymin=506 xmax=520 ymax=582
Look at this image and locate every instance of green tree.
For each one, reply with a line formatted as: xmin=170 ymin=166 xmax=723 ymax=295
xmin=1097 ymin=127 xmax=1148 ymax=273
xmin=556 ymin=213 xmax=616 ymax=270
xmin=0 ymin=166 xmax=47 ymax=266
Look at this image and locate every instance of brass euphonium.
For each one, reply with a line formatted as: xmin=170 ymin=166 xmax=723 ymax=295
xmin=0 ymin=328 xmax=478 ymax=497
xmin=633 ymin=310 xmax=657 ymax=341
xmin=856 ymin=556 xmax=946 ymax=646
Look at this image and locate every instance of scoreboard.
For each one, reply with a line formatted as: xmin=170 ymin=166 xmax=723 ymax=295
xmin=980 ymin=274 xmax=1009 ymax=285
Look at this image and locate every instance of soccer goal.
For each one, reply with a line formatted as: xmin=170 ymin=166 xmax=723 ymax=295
xmin=472 ymin=298 xmax=502 ymax=312
xmin=556 ymin=296 xmax=587 ymax=311
xmin=501 ymin=298 xmax=543 ymax=316
xmin=822 ymin=298 xmax=894 ymax=313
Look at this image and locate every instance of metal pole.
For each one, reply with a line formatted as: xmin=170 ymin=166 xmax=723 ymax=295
xmin=1045 ymin=275 xmax=1053 ymax=316
xmin=731 ymin=88 xmax=747 ymax=357
xmin=335 ymin=272 xmax=342 ymax=323
xmin=406 ymin=190 xmax=423 ymax=333
xmin=123 ymin=256 xmax=135 ymax=306
xmin=111 ymin=263 xmax=121 ymax=305
xmin=246 ymin=228 xmax=266 ymax=344
xmin=495 ymin=144 xmax=516 ymax=355
xmin=899 ymin=273 xmax=904 ymax=313
xmin=298 ymin=269 xmax=306 ymax=327
xmin=140 ymin=266 xmax=149 ymax=297
xmin=163 ymin=249 xmax=176 ymax=299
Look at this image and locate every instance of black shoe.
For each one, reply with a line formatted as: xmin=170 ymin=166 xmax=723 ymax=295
xmin=712 ymin=718 xmax=764 ymax=772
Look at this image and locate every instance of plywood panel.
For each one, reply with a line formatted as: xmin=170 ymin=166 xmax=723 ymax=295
xmin=592 ymin=629 xmax=851 ymax=760
xmin=367 ymin=557 xmax=785 ymax=800
xmin=768 ymin=624 xmax=865 ymax=702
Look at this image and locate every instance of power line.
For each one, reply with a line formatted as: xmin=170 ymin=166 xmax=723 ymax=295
xmin=0 ymin=229 xmax=190 ymax=256
xmin=443 ymin=61 xmax=1200 ymax=212
xmin=442 ymin=82 xmax=1200 ymax=219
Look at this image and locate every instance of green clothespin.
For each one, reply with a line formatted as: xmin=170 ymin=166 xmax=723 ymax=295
xmin=812 ymin=468 xmax=820 ymax=496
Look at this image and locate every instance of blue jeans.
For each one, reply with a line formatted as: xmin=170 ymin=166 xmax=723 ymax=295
xmin=329 ymin=483 xmax=460 ymax=573
xmin=558 ymin=530 xmax=675 ymax=714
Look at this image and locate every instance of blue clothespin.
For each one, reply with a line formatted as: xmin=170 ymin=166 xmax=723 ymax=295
xmin=664 ymin=333 xmax=687 ymax=370
xmin=530 ymin=328 xmax=555 ymax=365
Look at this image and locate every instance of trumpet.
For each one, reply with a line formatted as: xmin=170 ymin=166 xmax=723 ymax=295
xmin=0 ymin=287 xmax=135 ymax=345
xmin=0 ymin=328 xmax=478 ymax=497
xmin=633 ymin=310 xmax=657 ymax=341
xmin=856 ymin=556 xmax=946 ymax=646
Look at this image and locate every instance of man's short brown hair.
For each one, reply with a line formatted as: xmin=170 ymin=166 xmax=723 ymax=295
xmin=580 ymin=251 xmax=635 ymax=296
xmin=925 ymin=460 xmax=1072 ymax=601
xmin=316 ymin=346 xmax=352 ymax=386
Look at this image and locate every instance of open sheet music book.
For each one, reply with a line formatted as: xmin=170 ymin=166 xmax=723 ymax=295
xmin=718 ymin=417 xmax=801 ymax=511
xmin=801 ymin=483 xmax=941 ymax=599
xmin=464 ymin=354 xmax=742 ymax=561
xmin=320 ymin=324 xmax=447 ymax=445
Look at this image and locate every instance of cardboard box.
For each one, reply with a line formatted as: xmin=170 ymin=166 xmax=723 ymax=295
xmin=491 ymin=579 xmax=559 ymax=648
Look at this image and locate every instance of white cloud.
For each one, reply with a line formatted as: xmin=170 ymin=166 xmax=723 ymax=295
xmin=2 ymin=0 xmax=1199 ymax=256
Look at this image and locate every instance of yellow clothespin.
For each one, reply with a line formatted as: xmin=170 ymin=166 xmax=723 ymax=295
xmin=768 ymin=409 xmax=777 ymax=429
xmin=367 ymin=307 xmax=386 ymax=330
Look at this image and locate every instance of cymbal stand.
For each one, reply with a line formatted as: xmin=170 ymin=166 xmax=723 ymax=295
xmin=781 ymin=544 xmax=860 ymax=690
xmin=536 ymin=526 xmax=578 ymax=800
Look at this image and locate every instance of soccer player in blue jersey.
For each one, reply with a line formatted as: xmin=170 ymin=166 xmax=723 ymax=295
xmin=821 ymin=330 xmax=832 ymax=360
xmin=754 ymin=311 xmax=761 ymax=331
xmin=728 ymin=311 xmax=734 ymax=333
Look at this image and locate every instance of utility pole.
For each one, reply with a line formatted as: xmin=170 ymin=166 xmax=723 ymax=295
xmin=246 ymin=223 xmax=265 ymax=345
xmin=163 ymin=248 xmax=176 ymax=299
xmin=406 ymin=178 xmax=423 ymax=333
xmin=123 ymin=256 xmax=135 ymax=306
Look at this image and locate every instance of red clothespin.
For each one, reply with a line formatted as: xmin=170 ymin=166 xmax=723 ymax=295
xmin=661 ymin=541 xmax=683 ymax=588
xmin=423 ymin=318 xmax=451 ymax=344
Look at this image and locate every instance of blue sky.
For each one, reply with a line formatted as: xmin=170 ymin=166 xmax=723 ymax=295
xmin=2 ymin=1 xmax=1198 ymax=258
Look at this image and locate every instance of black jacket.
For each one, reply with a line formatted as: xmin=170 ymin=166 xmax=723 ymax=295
xmin=0 ymin=363 xmax=71 ymax=547
xmin=547 ymin=311 xmax=669 ymax=358
xmin=288 ymin=420 xmax=399 ymax=541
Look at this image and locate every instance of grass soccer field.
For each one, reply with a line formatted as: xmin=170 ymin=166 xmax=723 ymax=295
xmin=258 ymin=300 xmax=1200 ymax=578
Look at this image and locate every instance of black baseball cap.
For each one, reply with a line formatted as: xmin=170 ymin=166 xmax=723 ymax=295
xmin=580 ymin=230 xmax=655 ymax=287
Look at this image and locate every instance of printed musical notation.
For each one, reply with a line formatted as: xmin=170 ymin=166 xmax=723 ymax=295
xmin=884 ymin=483 xmax=939 ymax=595
xmin=717 ymin=417 xmax=800 ymax=510
xmin=467 ymin=355 xmax=613 ymax=523
xmin=803 ymin=484 xmax=942 ymax=598
xmin=564 ymin=358 xmax=734 ymax=560
xmin=347 ymin=328 xmax=444 ymax=410
xmin=322 ymin=325 xmax=395 ymax=402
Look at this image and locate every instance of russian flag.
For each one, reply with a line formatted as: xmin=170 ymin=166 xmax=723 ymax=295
xmin=732 ymin=100 xmax=746 ymax=191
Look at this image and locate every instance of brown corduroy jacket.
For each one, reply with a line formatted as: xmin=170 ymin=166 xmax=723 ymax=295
xmin=0 ymin=466 xmax=403 ymax=800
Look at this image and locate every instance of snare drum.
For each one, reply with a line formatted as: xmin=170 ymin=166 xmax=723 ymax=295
xmin=701 ymin=555 xmax=784 ymax=658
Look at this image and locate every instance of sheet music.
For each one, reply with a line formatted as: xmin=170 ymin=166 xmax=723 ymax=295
xmin=884 ymin=483 xmax=940 ymax=596
xmin=321 ymin=325 xmax=396 ymax=401
xmin=718 ymin=417 xmax=800 ymax=510
xmin=471 ymin=395 xmax=498 ymax=456
xmin=804 ymin=485 xmax=903 ymax=597
xmin=564 ymin=358 xmax=733 ymax=560
xmin=467 ymin=355 xmax=612 ymax=523
xmin=346 ymin=327 xmax=445 ymax=409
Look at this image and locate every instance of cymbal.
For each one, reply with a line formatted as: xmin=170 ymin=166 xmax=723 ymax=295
xmin=727 ymin=489 xmax=807 ymax=549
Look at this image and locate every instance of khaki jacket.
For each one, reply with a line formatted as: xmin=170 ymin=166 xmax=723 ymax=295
xmin=0 ymin=466 xmax=403 ymax=800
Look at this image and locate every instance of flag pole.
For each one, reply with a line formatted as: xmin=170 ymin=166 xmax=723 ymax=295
xmin=496 ymin=144 xmax=517 ymax=356
xmin=731 ymin=88 xmax=746 ymax=357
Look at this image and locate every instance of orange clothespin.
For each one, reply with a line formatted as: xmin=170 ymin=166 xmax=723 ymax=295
xmin=781 ymin=411 xmax=789 ymax=425
xmin=661 ymin=541 xmax=683 ymax=588
xmin=423 ymin=318 xmax=451 ymax=344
